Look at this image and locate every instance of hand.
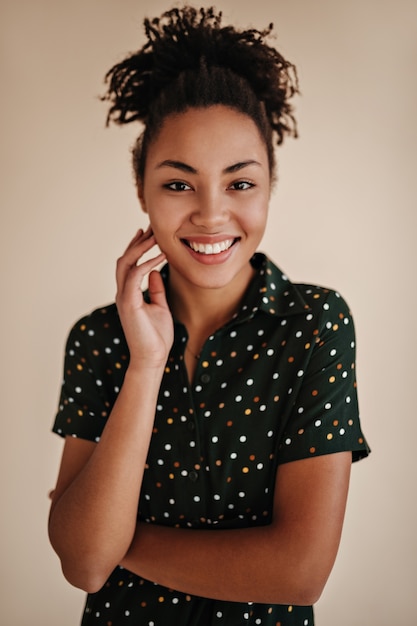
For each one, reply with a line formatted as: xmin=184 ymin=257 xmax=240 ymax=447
xmin=115 ymin=226 xmax=174 ymax=370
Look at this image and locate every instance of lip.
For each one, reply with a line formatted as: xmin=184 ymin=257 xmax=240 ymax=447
xmin=181 ymin=236 xmax=240 ymax=265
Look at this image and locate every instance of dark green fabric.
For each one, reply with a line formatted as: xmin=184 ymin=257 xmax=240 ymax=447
xmin=53 ymin=253 xmax=370 ymax=625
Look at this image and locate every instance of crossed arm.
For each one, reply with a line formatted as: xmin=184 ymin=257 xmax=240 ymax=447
xmin=49 ymin=422 xmax=350 ymax=606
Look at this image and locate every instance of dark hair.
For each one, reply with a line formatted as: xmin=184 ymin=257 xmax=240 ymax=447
xmin=102 ymin=6 xmax=299 ymax=183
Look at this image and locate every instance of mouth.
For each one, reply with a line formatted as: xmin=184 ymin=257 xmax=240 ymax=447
xmin=182 ymin=238 xmax=239 ymax=255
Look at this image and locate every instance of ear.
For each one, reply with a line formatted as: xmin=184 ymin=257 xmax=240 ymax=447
xmin=136 ymin=182 xmax=147 ymax=213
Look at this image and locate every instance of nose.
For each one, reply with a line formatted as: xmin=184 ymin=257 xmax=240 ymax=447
xmin=190 ymin=188 xmax=229 ymax=229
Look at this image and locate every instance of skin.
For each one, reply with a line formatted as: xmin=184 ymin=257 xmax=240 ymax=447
xmin=48 ymin=105 xmax=352 ymax=604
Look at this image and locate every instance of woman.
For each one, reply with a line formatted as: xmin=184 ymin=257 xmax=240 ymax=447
xmin=49 ymin=6 xmax=370 ymax=625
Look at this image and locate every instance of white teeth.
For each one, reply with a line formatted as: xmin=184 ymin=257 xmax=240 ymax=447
xmin=188 ymin=239 xmax=234 ymax=255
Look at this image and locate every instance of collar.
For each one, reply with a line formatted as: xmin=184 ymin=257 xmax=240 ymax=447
xmin=236 ymin=253 xmax=311 ymax=320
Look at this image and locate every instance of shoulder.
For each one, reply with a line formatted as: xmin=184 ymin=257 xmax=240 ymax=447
xmin=64 ymin=303 xmax=126 ymax=351
xmin=260 ymin=254 xmax=354 ymax=324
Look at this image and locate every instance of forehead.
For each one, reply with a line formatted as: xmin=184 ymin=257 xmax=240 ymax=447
xmin=146 ymin=105 xmax=269 ymax=168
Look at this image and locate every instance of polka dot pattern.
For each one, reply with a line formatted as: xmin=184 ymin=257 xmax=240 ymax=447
xmin=53 ymin=253 xmax=369 ymax=625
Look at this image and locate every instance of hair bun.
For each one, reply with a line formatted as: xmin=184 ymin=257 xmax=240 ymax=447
xmin=103 ymin=5 xmax=299 ymax=145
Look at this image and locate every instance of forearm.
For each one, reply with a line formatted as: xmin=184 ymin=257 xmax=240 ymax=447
xmin=121 ymin=453 xmax=351 ymax=605
xmin=121 ymin=521 xmax=325 ymax=606
xmin=49 ymin=365 xmax=164 ymax=591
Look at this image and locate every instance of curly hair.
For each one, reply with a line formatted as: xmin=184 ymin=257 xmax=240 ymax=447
xmin=102 ymin=5 xmax=299 ymax=182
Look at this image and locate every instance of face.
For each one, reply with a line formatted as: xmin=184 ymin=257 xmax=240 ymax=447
xmin=139 ymin=105 xmax=271 ymax=297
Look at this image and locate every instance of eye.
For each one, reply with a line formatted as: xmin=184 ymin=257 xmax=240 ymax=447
xmin=164 ymin=181 xmax=192 ymax=192
xmin=229 ymin=180 xmax=255 ymax=191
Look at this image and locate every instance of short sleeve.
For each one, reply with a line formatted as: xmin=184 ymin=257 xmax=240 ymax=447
xmin=52 ymin=306 xmax=128 ymax=441
xmin=278 ymin=290 xmax=370 ymax=464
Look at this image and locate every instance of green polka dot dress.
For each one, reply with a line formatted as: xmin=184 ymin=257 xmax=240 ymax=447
xmin=53 ymin=253 xmax=370 ymax=625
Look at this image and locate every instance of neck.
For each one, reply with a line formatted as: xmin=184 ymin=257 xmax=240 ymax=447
xmin=167 ymin=265 xmax=255 ymax=338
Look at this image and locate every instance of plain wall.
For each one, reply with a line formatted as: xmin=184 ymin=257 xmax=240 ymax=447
xmin=1 ymin=0 xmax=416 ymax=624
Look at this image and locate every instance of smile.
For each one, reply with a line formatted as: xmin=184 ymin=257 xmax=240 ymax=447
xmin=183 ymin=239 xmax=237 ymax=255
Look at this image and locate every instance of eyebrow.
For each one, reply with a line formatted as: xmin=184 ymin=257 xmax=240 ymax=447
xmin=155 ymin=159 xmax=262 ymax=174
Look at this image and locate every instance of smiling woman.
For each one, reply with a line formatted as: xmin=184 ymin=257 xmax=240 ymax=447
xmin=48 ymin=5 xmax=370 ymax=626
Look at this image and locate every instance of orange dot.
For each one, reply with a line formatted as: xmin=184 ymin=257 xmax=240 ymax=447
xmin=333 ymin=420 xmax=339 ymax=426
xmin=327 ymin=433 xmax=333 ymax=440
xmin=216 ymin=459 xmax=222 ymax=466
xmin=310 ymin=447 xmax=316 ymax=454
xmin=202 ymin=361 xmax=209 ymax=368
xmin=230 ymin=351 xmax=237 ymax=358
xmin=312 ymin=389 xmax=319 ymax=397
xmin=274 ymin=395 xmax=280 ymax=402
xmin=305 ymin=343 xmax=311 ymax=350
xmin=245 ymin=409 xmax=251 ymax=415
xmin=249 ymin=454 xmax=256 ymax=461
xmin=329 ymin=376 xmax=336 ymax=383
xmin=288 ymin=356 xmax=294 ymax=363
xmin=167 ymin=418 xmax=173 ymax=424
xmin=219 ymin=402 xmax=225 ymax=409
xmin=242 ymin=467 xmax=249 ymax=473
xmin=227 ymin=420 xmax=233 ymax=427
xmin=332 ymin=324 xmax=339 ymax=331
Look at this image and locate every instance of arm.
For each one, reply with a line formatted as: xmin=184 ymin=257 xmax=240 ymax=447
xmin=48 ymin=228 xmax=173 ymax=593
xmin=121 ymin=451 xmax=352 ymax=606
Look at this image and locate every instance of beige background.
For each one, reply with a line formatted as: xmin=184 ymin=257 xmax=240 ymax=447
xmin=1 ymin=0 xmax=416 ymax=624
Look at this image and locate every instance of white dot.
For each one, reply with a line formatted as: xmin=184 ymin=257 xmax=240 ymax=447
xmin=75 ymin=386 xmax=82 ymax=393
xmin=346 ymin=396 xmax=351 ymax=403
xmin=164 ymin=444 xmax=172 ymax=451
xmin=238 ymin=491 xmax=245 ymax=498
xmin=216 ymin=359 xmax=223 ymax=366
xmin=285 ymin=438 xmax=291 ymax=445
xmin=239 ymin=435 xmax=247 ymax=443
xmin=325 ymin=402 xmax=332 ymax=410
xmin=297 ymin=370 xmax=304 ymax=377
xmin=330 ymin=349 xmax=337 ymax=356
xmin=230 ymin=452 xmax=237 ymax=459
xmin=246 ymin=378 xmax=254 ymax=386
xmin=230 ymin=331 xmax=237 ymax=338
xmin=267 ymin=430 xmax=273 ymax=437
xmin=212 ymin=436 xmax=219 ymax=443
xmin=267 ymin=349 xmax=274 ymax=356
xmin=194 ymin=495 xmax=200 ymax=502
xmin=214 ymin=494 xmax=221 ymax=500
xmin=260 ymin=404 xmax=266 ymax=411
xmin=315 ymin=420 xmax=322 ymax=427
xmin=257 ymin=463 xmax=263 ymax=470
xmin=340 ymin=428 xmax=346 ymax=435
xmin=235 ymin=395 xmax=242 ymax=402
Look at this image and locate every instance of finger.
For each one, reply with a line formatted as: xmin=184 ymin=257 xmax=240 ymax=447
xmin=148 ymin=270 xmax=169 ymax=309
xmin=116 ymin=234 xmax=159 ymax=289
xmin=119 ymin=252 xmax=166 ymax=302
